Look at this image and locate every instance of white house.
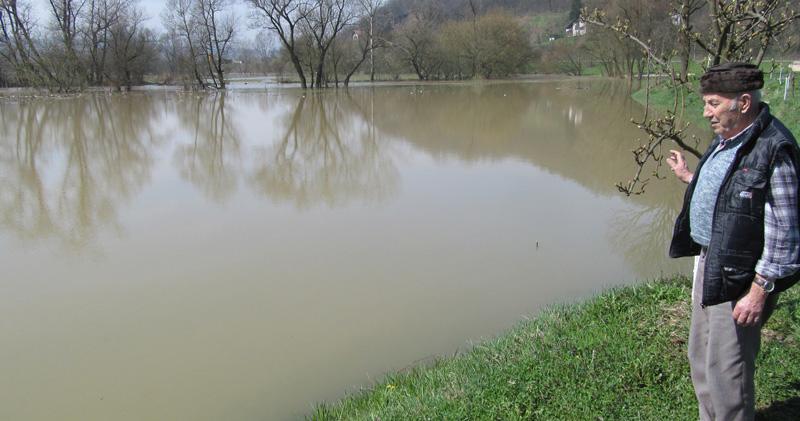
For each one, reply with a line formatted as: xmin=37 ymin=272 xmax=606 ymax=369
xmin=565 ymin=18 xmax=587 ymax=37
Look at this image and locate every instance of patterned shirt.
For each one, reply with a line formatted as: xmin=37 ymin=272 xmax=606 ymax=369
xmin=756 ymin=148 xmax=800 ymax=280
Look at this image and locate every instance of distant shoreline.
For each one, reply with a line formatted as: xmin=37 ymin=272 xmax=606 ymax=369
xmin=0 ymin=74 xmax=605 ymax=97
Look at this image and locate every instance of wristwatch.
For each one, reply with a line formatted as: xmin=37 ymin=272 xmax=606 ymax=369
xmin=754 ymin=275 xmax=775 ymax=293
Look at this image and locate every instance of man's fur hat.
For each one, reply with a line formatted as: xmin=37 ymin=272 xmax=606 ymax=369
xmin=700 ymin=62 xmax=764 ymax=94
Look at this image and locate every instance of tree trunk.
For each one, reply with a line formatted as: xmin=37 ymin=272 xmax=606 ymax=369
xmin=369 ymin=15 xmax=375 ymax=82
xmin=411 ymin=58 xmax=425 ymax=80
xmin=345 ymin=45 xmax=371 ymax=87
xmin=283 ymin=49 xmax=306 ymax=89
xmin=678 ymin=0 xmax=692 ymax=82
xmin=315 ymin=48 xmax=328 ymax=88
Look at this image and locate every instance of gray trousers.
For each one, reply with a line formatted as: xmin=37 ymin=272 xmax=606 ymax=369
xmin=688 ymin=250 xmax=779 ymax=421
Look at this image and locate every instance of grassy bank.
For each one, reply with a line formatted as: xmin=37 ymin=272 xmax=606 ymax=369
xmin=632 ymin=75 xmax=800 ymax=136
xmin=763 ymin=76 xmax=800 ymax=136
xmin=311 ymin=278 xmax=800 ymax=420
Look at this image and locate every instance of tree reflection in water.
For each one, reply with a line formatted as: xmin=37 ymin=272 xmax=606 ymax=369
xmin=0 ymin=83 xmax=698 ymax=274
xmin=248 ymin=90 xmax=399 ymax=209
xmin=355 ymin=80 xmax=695 ymax=278
xmin=0 ymin=94 xmax=161 ymax=248
xmin=609 ymin=195 xmax=686 ymax=277
xmin=173 ymin=92 xmax=241 ymax=203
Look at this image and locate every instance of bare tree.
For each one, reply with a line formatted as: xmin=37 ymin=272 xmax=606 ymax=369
xmin=47 ymin=0 xmax=87 ymax=87
xmin=341 ymin=23 xmax=375 ymax=86
xmin=163 ymin=0 xmax=207 ymax=88
xmin=390 ymin=2 xmax=442 ymax=81
xmin=253 ymin=30 xmax=276 ymax=74
xmin=246 ymin=0 xmax=309 ymax=88
xmin=356 ymin=0 xmax=384 ymax=81
xmin=675 ymin=0 xmax=706 ymax=82
xmin=301 ymin=0 xmax=354 ymax=88
xmin=699 ymin=0 xmax=799 ymax=66
xmin=195 ymin=0 xmax=236 ymax=89
xmin=106 ymin=6 xmax=155 ymax=90
xmin=336 ymin=3 xmax=387 ymax=88
xmin=540 ymin=38 xmax=588 ymax=75
xmin=0 ymin=0 xmax=60 ymax=87
xmin=438 ymin=10 xmax=531 ymax=79
xmin=81 ymin=0 xmax=125 ymax=85
xmin=2 ymin=0 xmax=163 ymax=90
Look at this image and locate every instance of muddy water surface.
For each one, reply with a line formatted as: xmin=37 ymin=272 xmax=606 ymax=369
xmin=0 ymin=80 xmax=698 ymax=420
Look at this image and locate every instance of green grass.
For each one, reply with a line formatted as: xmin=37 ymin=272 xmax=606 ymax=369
xmin=631 ymin=82 xmax=706 ymax=127
xmin=310 ymin=278 xmax=800 ymax=420
xmin=528 ymin=12 xmax=569 ymax=29
xmin=580 ymin=64 xmax=606 ymax=77
xmin=763 ymin=75 xmax=800 ymax=136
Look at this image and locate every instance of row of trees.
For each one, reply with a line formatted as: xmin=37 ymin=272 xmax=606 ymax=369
xmin=386 ymin=5 xmax=532 ymax=81
xmin=163 ymin=0 xmax=533 ymax=89
xmin=1 ymin=0 xmax=797 ymax=92
xmin=0 ymin=0 xmax=156 ymax=91
xmin=0 ymin=0 xmax=543 ymax=90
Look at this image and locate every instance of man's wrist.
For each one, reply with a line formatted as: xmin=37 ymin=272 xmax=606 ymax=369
xmin=753 ymin=273 xmax=775 ymax=294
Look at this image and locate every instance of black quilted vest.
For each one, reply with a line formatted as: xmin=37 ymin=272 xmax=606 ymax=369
xmin=670 ymin=104 xmax=800 ymax=306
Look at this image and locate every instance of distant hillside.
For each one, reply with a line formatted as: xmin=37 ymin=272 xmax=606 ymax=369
xmin=383 ymin=0 xmax=572 ymax=24
xmin=525 ymin=11 xmax=572 ymax=43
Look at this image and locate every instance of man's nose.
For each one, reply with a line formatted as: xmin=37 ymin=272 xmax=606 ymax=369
xmin=703 ymin=106 xmax=712 ymax=119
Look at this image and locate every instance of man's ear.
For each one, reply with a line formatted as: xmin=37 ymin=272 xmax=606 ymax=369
xmin=739 ymin=93 xmax=753 ymax=114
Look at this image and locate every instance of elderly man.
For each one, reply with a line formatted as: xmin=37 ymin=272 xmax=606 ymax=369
xmin=666 ymin=62 xmax=800 ymax=420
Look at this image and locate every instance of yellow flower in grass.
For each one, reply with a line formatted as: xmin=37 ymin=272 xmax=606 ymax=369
xmin=386 ymin=384 xmax=396 ymax=391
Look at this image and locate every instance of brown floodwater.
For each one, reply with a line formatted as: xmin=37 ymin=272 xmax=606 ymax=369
xmin=0 ymin=80 xmax=702 ymax=420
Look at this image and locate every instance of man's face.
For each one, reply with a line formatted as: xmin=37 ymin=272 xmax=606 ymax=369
xmin=702 ymin=93 xmax=742 ymax=138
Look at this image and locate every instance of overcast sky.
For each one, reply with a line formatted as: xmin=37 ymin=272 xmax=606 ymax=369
xmin=31 ymin=0 xmax=258 ymax=39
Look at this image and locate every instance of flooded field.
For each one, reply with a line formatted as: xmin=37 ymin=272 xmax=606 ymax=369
xmin=0 ymin=80 xmax=698 ymax=420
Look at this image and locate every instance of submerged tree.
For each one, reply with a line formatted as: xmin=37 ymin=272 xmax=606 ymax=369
xmin=357 ymin=0 xmax=384 ymax=81
xmin=339 ymin=10 xmax=383 ymax=87
xmin=302 ymin=0 xmax=355 ymax=88
xmin=0 ymin=0 xmax=152 ymax=90
xmin=106 ymin=6 xmax=156 ymax=90
xmin=162 ymin=0 xmax=236 ymax=89
xmin=47 ymin=0 xmax=87 ymax=88
xmin=391 ymin=1 xmax=442 ymax=81
xmin=196 ymin=0 xmax=236 ymax=89
xmin=163 ymin=0 xmax=206 ymax=87
xmin=82 ymin=0 xmax=126 ymax=86
xmin=246 ymin=0 xmax=310 ymax=88
xmin=0 ymin=0 xmax=60 ymax=88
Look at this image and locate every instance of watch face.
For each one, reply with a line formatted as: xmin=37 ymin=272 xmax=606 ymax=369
xmin=757 ymin=277 xmax=775 ymax=293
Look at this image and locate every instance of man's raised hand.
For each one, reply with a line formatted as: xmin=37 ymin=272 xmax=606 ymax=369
xmin=666 ymin=150 xmax=693 ymax=184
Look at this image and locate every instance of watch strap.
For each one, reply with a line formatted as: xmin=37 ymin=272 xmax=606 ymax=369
xmin=754 ymin=275 xmax=775 ymax=293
